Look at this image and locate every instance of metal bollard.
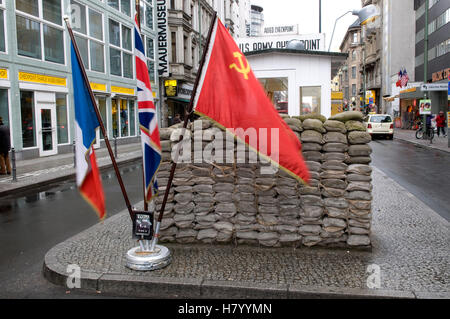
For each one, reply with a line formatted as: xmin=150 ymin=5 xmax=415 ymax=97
xmin=73 ymin=140 xmax=76 ymax=168
xmin=11 ymin=148 xmax=17 ymax=182
xmin=114 ymin=136 xmax=117 ymax=158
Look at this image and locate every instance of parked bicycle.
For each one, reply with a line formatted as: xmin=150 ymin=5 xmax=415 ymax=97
xmin=415 ymin=121 xmax=434 ymax=141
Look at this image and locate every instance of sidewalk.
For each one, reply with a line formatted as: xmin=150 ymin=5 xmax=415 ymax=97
xmin=43 ymin=167 xmax=450 ymax=299
xmin=394 ymin=129 xmax=450 ymax=153
xmin=0 ymin=142 xmax=142 ymax=196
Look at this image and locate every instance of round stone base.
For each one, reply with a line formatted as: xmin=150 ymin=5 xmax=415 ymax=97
xmin=125 ymin=245 xmax=171 ymax=271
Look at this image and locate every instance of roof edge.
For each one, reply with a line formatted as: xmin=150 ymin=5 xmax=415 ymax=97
xmin=244 ymin=48 xmax=348 ymax=58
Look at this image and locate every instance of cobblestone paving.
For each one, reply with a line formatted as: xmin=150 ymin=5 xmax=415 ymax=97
xmin=48 ymin=168 xmax=450 ymax=294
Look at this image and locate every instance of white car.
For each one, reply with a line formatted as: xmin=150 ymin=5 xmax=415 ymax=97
xmin=364 ymin=114 xmax=394 ymax=139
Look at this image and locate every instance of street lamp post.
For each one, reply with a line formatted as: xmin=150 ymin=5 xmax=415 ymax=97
xmin=328 ymin=4 xmax=380 ymax=51
xmin=423 ymin=0 xmax=429 ymax=140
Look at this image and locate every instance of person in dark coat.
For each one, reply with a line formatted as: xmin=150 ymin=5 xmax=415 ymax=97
xmin=0 ymin=117 xmax=11 ymax=175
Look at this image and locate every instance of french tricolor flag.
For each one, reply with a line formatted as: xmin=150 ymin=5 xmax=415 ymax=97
xmin=71 ymin=42 xmax=106 ymax=220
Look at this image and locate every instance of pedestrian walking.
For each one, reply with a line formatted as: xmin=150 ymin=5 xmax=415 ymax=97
xmin=435 ymin=111 xmax=447 ymax=137
xmin=0 ymin=117 xmax=11 ymax=175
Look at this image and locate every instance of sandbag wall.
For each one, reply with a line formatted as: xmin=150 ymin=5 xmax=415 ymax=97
xmin=154 ymin=112 xmax=373 ymax=248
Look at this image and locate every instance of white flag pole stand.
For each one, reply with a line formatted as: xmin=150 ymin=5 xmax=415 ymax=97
xmin=125 ymin=202 xmax=171 ymax=271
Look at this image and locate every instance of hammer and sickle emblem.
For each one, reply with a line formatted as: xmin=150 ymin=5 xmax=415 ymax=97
xmin=229 ymin=52 xmax=250 ymax=80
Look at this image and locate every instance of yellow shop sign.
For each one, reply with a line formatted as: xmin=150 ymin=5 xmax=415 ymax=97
xmin=90 ymin=82 xmax=107 ymax=92
xmin=0 ymin=69 xmax=8 ymax=79
xmin=111 ymin=85 xmax=134 ymax=95
xmin=19 ymin=72 xmax=66 ymax=86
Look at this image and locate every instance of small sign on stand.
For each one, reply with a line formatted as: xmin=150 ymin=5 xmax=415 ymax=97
xmin=132 ymin=211 xmax=154 ymax=240
xmin=125 ymin=209 xmax=171 ymax=271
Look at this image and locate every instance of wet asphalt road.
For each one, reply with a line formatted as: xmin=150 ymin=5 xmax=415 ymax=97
xmin=0 ymin=139 xmax=449 ymax=298
xmin=370 ymin=137 xmax=450 ymax=222
xmin=0 ymin=162 xmax=144 ymax=298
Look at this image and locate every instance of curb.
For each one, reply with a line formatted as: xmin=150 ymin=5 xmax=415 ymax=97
xmin=43 ymin=242 xmax=449 ymax=299
xmin=394 ymin=136 xmax=450 ymax=154
xmin=0 ymin=156 xmax=141 ymax=197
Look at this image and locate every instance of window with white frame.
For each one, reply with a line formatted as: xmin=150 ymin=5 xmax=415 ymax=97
xmin=109 ymin=19 xmax=133 ymax=78
xmin=108 ymin=0 xmax=131 ymax=17
xmin=70 ymin=0 xmax=105 ymax=73
xmin=0 ymin=0 xmax=6 ymax=53
xmin=15 ymin=0 xmax=65 ymax=64
xmin=139 ymin=0 xmax=154 ymax=30
xmin=145 ymin=35 xmax=156 ymax=83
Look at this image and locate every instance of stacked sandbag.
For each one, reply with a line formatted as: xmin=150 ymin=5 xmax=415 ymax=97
xmin=154 ymin=111 xmax=373 ymax=249
xmin=346 ymin=164 xmax=373 ymax=247
xmin=312 ymin=120 xmax=349 ymax=247
xmin=327 ymin=111 xmax=372 ymax=248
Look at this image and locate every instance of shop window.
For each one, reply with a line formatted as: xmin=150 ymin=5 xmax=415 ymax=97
xmin=71 ymin=1 xmax=105 ymax=73
xmin=0 ymin=89 xmax=8 ymax=127
xmin=16 ymin=0 xmax=64 ymax=64
xmin=109 ymin=19 xmax=133 ymax=78
xmin=20 ymin=91 xmax=36 ymax=148
xmin=129 ymin=100 xmax=136 ymax=136
xmin=258 ymin=77 xmax=289 ymax=115
xmin=120 ymin=100 xmax=129 ymax=137
xmin=112 ymin=99 xmax=118 ymax=137
xmin=300 ymin=86 xmax=321 ymax=115
xmin=98 ymin=98 xmax=107 ymax=139
xmin=55 ymin=94 xmax=68 ymax=144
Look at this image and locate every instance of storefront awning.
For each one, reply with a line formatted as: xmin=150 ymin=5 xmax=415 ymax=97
xmin=399 ymin=87 xmax=424 ymax=99
xmin=383 ymin=95 xmax=398 ymax=102
xmin=168 ymin=96 xmax=190 ymax=103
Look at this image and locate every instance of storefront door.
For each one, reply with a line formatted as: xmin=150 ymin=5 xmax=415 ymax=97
xmin=93 ymin=97 xmax=101 ymax=149
xmin=36 ymin=100 xmax=57 ymax=157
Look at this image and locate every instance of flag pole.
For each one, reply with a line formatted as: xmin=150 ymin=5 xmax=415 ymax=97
xmin=64 ymin=17 xmax=134 ymax=220
xmin=150 ymin=12 xmax=218 ymax=251
xmin=135 ymin=0 xmax=148 ymax=213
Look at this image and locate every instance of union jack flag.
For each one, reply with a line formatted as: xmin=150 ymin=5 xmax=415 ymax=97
xmin=134 ymin=15 xmax=161 ymax=203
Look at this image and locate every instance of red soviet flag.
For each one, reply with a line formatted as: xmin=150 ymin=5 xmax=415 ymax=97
xmin=193 ymin=18 xmax=310 ymax=184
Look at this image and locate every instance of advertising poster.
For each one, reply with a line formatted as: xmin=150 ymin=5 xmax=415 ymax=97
xmin=419 ymin=99 xmax=432 ymax=115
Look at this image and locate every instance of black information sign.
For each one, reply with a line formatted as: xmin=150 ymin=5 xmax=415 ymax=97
xmin=132 ymin=211 xmax=154 ymax=240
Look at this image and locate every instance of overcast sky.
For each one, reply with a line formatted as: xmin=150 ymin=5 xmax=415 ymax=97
xmin=251 ymin=0 xmax=362 ymax=51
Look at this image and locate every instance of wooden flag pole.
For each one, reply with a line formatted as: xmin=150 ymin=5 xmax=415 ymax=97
xmin=64 ymin=17 xmax=134 ymax=220
xmin=150 ymin=12 xmax=218 ymax=251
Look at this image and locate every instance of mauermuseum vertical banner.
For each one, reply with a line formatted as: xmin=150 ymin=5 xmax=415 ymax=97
xmin=156 ymin=0 xmax=169 ymax=77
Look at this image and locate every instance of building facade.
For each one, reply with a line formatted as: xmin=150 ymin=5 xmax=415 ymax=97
xmin=162 ymin=0 xmax=247 ymax=127
xmin=339 ymin=18 xmax=363 ymax=111
xmin=359 ymin=0 xmax=383 ymax=114
xmin=0 ymin=0 xmax=160 ymax=159
xmin=381 ymin=0 xmax=416 ymax=116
